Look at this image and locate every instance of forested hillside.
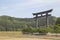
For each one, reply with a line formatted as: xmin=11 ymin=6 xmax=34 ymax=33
xmin=0 ymin=15 xmax=57 ymax=31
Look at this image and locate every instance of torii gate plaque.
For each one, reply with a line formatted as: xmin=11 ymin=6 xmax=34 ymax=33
xmin=33 ymin=9 xmax=53 ymax=28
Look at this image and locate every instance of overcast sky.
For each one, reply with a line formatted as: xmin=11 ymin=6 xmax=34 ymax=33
xmin=0 ymin=0 xmax=60 ymax=18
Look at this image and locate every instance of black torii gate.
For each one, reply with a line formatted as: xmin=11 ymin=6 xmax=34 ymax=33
xmin=33 ymin=9 xmax=53 ymax=28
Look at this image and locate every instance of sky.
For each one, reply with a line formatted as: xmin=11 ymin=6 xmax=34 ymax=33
xmin=0 ymin=0 xmax=60 ymax=18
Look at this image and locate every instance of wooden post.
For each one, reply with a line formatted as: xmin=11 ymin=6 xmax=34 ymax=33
xmin=36 ymin=15 xmax=38 ymax=28
xmin=46 ymin=13 xmax=49 ymax=27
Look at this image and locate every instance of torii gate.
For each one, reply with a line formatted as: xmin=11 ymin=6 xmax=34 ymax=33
xmin=33 ymin=9 xmax=53 ymax=28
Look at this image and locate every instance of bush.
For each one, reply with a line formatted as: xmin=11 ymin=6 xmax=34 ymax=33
xmin=22 ymin=25 xmax=60 ymax=34
xmin=22 ymin=28 xmax=37 ymax=34
xmin=22 ymin=27 xmax=48 ymax=34
xmin=53 ymin=25 xmax=60 ymax=33
xmin=38 ymin=27 xmax=48 ymax=33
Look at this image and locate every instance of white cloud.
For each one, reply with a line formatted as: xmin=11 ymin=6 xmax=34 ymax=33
xmin=13 ymin=0 xmax=60 ymax=9
xmin=1 ymin=0 xmax=60 ymax=10
xmin=0 ymin=0 xmax=60 ymax=12
xmin=0 ymin=0 xmax=60 ymax=17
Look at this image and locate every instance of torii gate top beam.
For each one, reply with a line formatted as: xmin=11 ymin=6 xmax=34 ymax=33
xmin=33 ymin=9 xmax=53 ymax=15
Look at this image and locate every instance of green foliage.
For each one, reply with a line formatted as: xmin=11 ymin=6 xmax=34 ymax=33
xmin=0 ymin=15 xmax=59 ymax=33
xmin=22 ymin=25 xmax=60 ymax=34
xmin=53 ymin=25 xmax=60 ymax=33
xmin=38 ymin=27 xmax=47 ymax=33
xmin=22 ymin=28 xmax=37 ymax=33
xmin=56 ymin=17 xmax=60 ymax=25
xmin=22 ymin=27 xmax=48 ymax=34
xmin=0 ymin=15 xmax=34 ymax=31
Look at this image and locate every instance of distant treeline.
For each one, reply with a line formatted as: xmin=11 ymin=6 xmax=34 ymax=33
xmin=0 ymin=15 xmax=60 ymax=32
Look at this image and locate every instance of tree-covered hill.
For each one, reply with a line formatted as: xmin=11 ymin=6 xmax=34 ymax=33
xmin=0 ymin=15 xmax=57 ymax=31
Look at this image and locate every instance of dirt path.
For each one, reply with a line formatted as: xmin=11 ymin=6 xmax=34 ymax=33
xmin=0 ymin=38 xmax=49 ymax=40
xmin=0 ymin=36 xmax=49 ymax=40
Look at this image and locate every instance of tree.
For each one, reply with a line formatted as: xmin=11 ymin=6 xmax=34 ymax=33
xmin=56 ymin=17 xmax=60 ymax=25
